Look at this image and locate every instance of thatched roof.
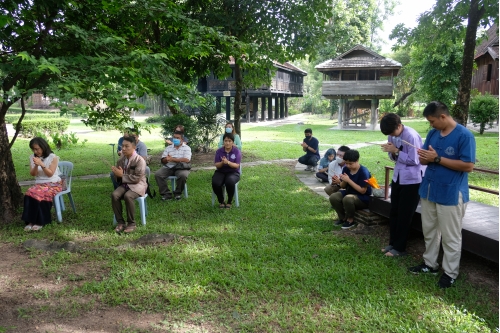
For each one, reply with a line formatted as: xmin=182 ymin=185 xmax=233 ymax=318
xmin=475 ymin=24 xmax=499 ymax=60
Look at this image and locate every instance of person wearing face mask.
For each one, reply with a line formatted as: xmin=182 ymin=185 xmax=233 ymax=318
xmin=315 ymin=148 xmax=336 ymax=183
xmin=298 ymin=128 xmax=320 ymax=171
xmin=165 ymin=124 xmax=189 ymax=145
xmin=218 ymin=122 xmax=242 ymax=150
xmin=155 ymin=131 xmax=192 ymax=200
xmin=379 ymin=113 xmax=425 ymax=258
xmin=324 ymin=146 xmax=350 ymax=196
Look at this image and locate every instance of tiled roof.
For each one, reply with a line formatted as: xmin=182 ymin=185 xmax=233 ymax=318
xmin=475 ymin=24 xmax=499 ymax=60
xmin=315 ymin=44 xmax=401 ymax=71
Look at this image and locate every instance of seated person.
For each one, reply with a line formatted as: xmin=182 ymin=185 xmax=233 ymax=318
xmin=22 ymin=137 xmax=63 ymax=231
xmin=165 ymin=124 xmax=189 ymax=145
xmin=212 ymin=133 xmax=242 ymax=209
xmin=111 ymin=136 xmax=147 ymax=233
xmin=155 ymin=131 xmax=192 ymax=200
xmin=298 ymin=128 xmax=320 ymax=171
xmin=329 ymin=149 xmax=372 ymax=230
xmin=128 ymin=127 xmax=148 ymax=161
xmin=117 ymin=128 xmax=130 ymax=156
xmin=324 ymin=146 xmax=350 ymax=196
xmin=315 ymin=148 xmax=336 ymax=182
xmin=218 ymin=122 xmax=242 ymax=150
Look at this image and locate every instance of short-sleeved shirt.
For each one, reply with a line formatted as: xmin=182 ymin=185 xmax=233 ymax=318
xmin=418 ymin=124 xmax=476 ymax=205
xmin=303 ymin=136 xmax=320 ymax=159
xmin=161 ymin=143 xmax=192 ymax=168
xmin=327 ymin=160 xmax=344 ymax=184
xmin=30 ymin=153 xmax=61 ymax=184
xmin=340 ymin=164 xmax=372 ymax=204
xmin=214 ymin=146 xmax=241 ymax=174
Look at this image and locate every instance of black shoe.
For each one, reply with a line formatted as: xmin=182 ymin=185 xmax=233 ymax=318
xmin=341 ymin=221 xmax=356 ymax=230
xmin=437 ymin=273 xmax=455 ymax=289
xmin=175 ymin=195 xmax=182 ymax=200
xmin=408 ymin=262 xmax=439 ymax=275
xmin=334 ymin=220 xmax=344 ymax=226
xmin=161 ymin=196 xmax=172 ymax=201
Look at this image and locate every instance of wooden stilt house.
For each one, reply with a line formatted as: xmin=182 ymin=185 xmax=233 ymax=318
xmin=315 ymin=44 xmax=401 ymax=130
xmin=471 ymin=24 xmax=498 ymax=97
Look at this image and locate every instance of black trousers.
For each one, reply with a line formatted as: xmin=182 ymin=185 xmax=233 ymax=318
xmin=389 ymin=179 xmax=421 ymax=252
xmin=22 ymin=195 xmax=53 ymax=226
xmin=212 ymin=171 xmax=240 ymax=205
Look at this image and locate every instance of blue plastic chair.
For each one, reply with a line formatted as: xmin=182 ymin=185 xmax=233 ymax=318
xmin=54 ymin=161 xmax=76 ymax=222
xmin=211 ymin=165 xmax=241 ymax=207
xmin=113 ymin=166 xmax=150 ymax=226
xmin=168 ymin=176 xmax=188 ymax=198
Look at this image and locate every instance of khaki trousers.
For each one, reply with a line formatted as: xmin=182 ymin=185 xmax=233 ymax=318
xmin=324 ymin=184 xmax=340 ymax=196
xmin=421 ymin=193 xmax=467 ymax=279
xmin=111 ymin=186 xmax=140 ymax=226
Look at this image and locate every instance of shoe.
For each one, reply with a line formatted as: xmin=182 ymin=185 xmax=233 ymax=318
xmin=225 ymin=204 xmax=232 ymax=209
xmin=385 ymin=249 xmax=407 ymax=257
xmin=381 ymin=245 xmax=393 ymax=253
xmin=31 ymin=225 xmax=43 ymax=231
xmin=333 ymin=220 xmax=344 ymax=226
xmin=124 ymin=224 xmax=136 ymax=233
xmin=24 ymin=225 xmax=33 ymax=231
xmin=161 ymin=196 xmax=172 ymax=201
xmin=175 ymin=195 xmax=182 ymax=200
xmin=219 ymin=203 xmax=226 ymax=209
xmin=115 ymin=224 xmax=125 ymax=233
xmin=408 ymin=262 xmax=439 ymax=275
xmin=315 ymin=175 xmax=323 ymax=182
xmin=341 ymin=221 xmax=356 ymax=230
xmin=304 ymin=166 xmax=312 ymax=171
xmin=437 ymin=273 xmax=455 ymax=289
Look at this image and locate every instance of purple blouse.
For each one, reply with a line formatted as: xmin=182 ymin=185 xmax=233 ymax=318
xmin=214 ymin=146 xmax=241 ymax=174
xmin=388 ymin=125 xmax=426 ymax=185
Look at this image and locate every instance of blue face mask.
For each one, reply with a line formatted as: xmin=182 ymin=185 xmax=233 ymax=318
xmin=225 ymin=127 xmax=232 ymax=134
xmin=173 ymin=139 xmax=181 ymax=146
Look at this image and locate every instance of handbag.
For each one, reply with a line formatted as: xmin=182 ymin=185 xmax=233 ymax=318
xmin=172 ymin=162 xmax=192 ymax=170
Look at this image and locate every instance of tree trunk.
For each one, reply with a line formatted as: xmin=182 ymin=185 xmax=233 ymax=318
xmin=453 ymin=0 xmax=484 ymax=125
xmin=233 ymin=62 xmax=243 ymax=138
xmin=0 ymin=120 xmax=24 ymax=224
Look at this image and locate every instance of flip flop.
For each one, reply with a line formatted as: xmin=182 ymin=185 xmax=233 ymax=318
xmin=381 ymin=245 xmax=393 ymax=253
xmin=24 ymin=225 xmax=33 ymax=231
xmin=219 ymin=203 xmax=226 ymax=209
xmin=115 ymin=224 xmax=125 ymax=233
xmin=385 ymin=249 xmax=407 ymax=257
xmin=225 ymin=204 xmax=232 ymax=209
xmin=124 ymin=225 xmax=136 ymax=233
xmin=31 ymin=225 xmax=43 ymax=231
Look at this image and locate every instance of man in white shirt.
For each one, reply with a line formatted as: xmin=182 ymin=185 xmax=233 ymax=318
xmin=154 ymin=131 xmax=192 ymax=200
xmin=324 ymin=146 xmax=350 ymax=196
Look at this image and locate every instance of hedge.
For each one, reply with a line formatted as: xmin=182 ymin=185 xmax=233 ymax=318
xmin=14 ymin=118 xmax=70 ymax=137
xmin=5 ymin=113 xmax=66 ymax=124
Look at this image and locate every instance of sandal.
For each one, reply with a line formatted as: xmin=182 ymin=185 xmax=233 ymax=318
xmin=219 ymin=203 xmax=226 ymax=209
xmin=24 ymin=225 xmax=33 ymax=231
xmin=381 ymin=245 xmax=393 ymax=253
xmin=31 ymin=225 xmax=43 ymax=231
xmin=385 ymin=249 xmax=407 ymax=257
xmin=115 ymin=224 xmax=125 ymax=233
xmin=124 ymin=224 xmax=136 ymax=233
xmin=225 ymin=204 xmax=232 ymax=209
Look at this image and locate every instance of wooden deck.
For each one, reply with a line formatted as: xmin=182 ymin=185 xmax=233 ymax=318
xmin=369 ymin=197 xmax=499 ymax=263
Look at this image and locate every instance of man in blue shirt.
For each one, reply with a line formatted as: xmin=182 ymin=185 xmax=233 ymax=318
xmin=408 ymin=101 xmax=476 ymax=289
xmin=298 ymin=128 xmax=320 ymax=171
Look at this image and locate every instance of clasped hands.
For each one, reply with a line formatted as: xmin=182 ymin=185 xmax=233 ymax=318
xmin=221 ymin=156 xmax=229 ymax=165
xmin=111 ymin=166 xmax=123 ymax=178
xmin=32 ymin=156 xmax=45 ymax=167
xmin=417 ymin=145 xmax=438 ymax=163
xmin=381 ymin=142 xmax=399 ymax=154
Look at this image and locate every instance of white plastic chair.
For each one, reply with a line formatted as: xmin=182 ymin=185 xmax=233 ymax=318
xmin=54 ymin=161 xmax=76 ymax=222
xmin=113 ymin=166 xmax=150 ymax=226
xmin=168 ymin=176 xmax=188 ymax=198
xmin=211 ymin=165 xmax=241 ymax=207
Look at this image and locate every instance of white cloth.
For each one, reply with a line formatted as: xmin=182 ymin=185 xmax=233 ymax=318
xmin=30 ymin=153 xmax=61 ymax=184
xmin=327 ymin=160 xmax=344 ymax=184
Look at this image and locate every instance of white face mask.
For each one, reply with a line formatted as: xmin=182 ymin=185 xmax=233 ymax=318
xmin=336 ymin=157 xmax=344 ymax=163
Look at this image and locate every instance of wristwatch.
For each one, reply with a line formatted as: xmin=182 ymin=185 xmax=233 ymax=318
xmin=434 ymin=156 xmax=441 ymax=164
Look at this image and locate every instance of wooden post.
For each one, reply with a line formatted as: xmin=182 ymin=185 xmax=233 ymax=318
xmin=370 ymin=99 xmax=378 ymax=130
xmin=253 ymin=96 xmax=258 ymax=122
xmin=261 ymin=97 xmax=266 ymax=121
xmin=280 ymin=96 xmax=284 ymax=118
xmin=285 ymin=97 xmax=288 ymax=118
xmin=268 ymin=96 xmax=273 ymax=120
xmin=216 ymin=97 xmax=221 ymax=115
xmin=338 ymin=98 xmax=343 ymax=129
xmin=225 ymin=97 xmax=231 ymax=120
xmin=245 ymin=93 xmax=250 ymax=123
xmin=274 ymin=95 xmax=279 ymax=119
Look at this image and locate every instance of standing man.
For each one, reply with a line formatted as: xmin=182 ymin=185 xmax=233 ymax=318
xmin=299 ymin=128 xmax=320 ymax=171
xmin=155 ymin=131 xmax=192 ymax=201
xmin=380 ymin=113 xmax=425 ymax=257
xmin=409 ymin=101 xmax=476 ymax=289
xmin=111 ymin=136 xmax=147 ymax=233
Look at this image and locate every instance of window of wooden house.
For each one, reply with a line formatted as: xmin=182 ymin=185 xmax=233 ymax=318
xmin=329 ymin=71 xmax=340 ymax=81
xmin=358 ymin=70 xmax=376 ymax=80
xmin=487 ymin=64 xmax=492 ymax=81
xmin=342 ymin=70 xmax=357 ymax=80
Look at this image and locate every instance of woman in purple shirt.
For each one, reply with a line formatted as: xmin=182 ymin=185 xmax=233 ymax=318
xmin=212 ymin=133 xmax=241 ymax=209
xmin=380 ymin=113 xmax=425 ymax=257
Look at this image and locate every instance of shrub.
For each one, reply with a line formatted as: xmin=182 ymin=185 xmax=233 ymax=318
xmin=5 ymin=113 xmax=65 ymax=124
xmin=161 ymin=113 xmax=198 ymax=143
xmin=145 ymin=115 xmax=166 ymax=123
xmin=194 ymin=95 xmax=226 ymax=152
xmin=469 ymin=94 xmax=499 ymax=134
xmin=16 ymin=118 xmax=70 ymax=137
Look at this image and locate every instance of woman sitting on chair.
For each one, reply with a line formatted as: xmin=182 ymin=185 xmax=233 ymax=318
xmin=22 ymin=137 xmax=63 ymax=231
xmin=218 ymin=122 xmax=242 ymax=150
xmin=212 ymin=133 xmax=241 ymax=209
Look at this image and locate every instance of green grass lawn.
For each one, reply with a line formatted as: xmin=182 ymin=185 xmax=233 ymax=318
xmin=2 ymin=114 xmax=498 ymax=332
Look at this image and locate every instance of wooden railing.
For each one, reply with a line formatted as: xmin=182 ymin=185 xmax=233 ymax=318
xmin=383 ymin=166 xmax=499 ymax=200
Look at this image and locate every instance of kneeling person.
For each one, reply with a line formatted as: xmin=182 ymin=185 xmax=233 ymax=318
xmin=329 ymin=149 xmax=372 ymax=230
xmin=111 ymin=136 xmax=147 ymax=233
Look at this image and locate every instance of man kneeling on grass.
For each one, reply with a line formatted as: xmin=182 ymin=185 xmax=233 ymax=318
xmin=329 ymin=149 xmax=372 ymax=230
